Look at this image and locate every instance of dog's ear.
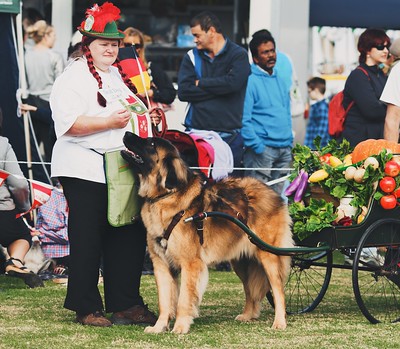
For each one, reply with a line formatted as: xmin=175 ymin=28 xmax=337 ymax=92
xmin=164 ymin=155 xmax=188 ymax=190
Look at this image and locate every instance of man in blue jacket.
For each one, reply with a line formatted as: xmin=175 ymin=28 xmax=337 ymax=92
xmin=178 ymin=11 xmax=250 ymax=174
xmin=241 ymin=33 xmax=293 ymax=195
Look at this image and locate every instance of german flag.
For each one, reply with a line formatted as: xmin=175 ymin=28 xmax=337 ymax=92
xmin=118 ymin=47 xmax=150 ymax=94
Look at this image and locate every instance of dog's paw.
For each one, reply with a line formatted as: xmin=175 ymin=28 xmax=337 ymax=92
xmin=235 ymin=314 xmax=253 ymax=322
xmin=271 ymin=320 xmax=287 ymax=330
xmin=144 ymin=324 xmax=168 ymax=334
xmin=171 ymin=323 xmax=190 ymax=334
xmin=171 ymin=318 xmax=192 ymax=334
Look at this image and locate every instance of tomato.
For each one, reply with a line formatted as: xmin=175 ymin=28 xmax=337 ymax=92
xmin=395 ymin=187 xmax=400 ymax=198
xmin=379 ymin=176 xmax=396 ymax=193
xmin=380 ymin=195 xmax=397 ymax=209
xmin=319 ymin=153 xmax=331 ymax=164
xmin=384 ymin=160 xmax=400 ymax=177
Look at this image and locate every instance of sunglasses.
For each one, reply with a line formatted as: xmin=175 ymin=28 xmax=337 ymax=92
xmin=124 ymin=43 xmax=143 ymax=49
xmin=374 ymin=44 xmax=390 ymax=51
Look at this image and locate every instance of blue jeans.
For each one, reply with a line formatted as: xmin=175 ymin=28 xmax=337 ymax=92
xmin=243 ymin=145 xmax=292 ymax=195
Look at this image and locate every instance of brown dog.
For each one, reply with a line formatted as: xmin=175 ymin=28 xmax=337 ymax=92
xmin=121 ymin=131 xmax=293 ymax=334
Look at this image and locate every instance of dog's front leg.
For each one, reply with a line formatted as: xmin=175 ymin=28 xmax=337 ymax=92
xmin=144 ymin=259 xmax=178 ymax=334
xmin=172 ymin=260 xmax=208 ymax=334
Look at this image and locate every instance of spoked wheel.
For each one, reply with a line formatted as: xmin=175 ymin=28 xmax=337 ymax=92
xmin=352 ymin=219 xmax=400 ymax=324
xmin=267 ymin=250 xmax=333 ymax=314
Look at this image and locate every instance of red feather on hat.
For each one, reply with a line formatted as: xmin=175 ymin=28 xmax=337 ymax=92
xmin=84 ymin=2 xmax=121 ymax=32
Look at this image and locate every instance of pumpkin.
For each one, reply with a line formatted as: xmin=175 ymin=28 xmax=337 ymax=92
xmin=352 ymin=139 xmax=400 ymax=163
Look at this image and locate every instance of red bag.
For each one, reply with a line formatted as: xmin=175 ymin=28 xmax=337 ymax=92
xmin=328 ymin=91 xmax=354 ymax=137
xmin=328 ymin=66 xmax=369 ymax=137
xmin=162 ymin=130 xmax=213 ymax=178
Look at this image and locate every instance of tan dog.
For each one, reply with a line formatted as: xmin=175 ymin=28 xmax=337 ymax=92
xmin=121 ymin=131 xmax=293 ymax=334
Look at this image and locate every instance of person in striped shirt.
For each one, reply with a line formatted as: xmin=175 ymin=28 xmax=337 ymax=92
xmin=35 ymin=186 xmax=69 ymax=270
xmin=304 ymin=77 xmax=331 ymax=148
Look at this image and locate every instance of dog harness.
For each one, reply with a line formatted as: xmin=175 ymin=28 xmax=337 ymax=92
xmin=160 ymin=199 xmax=248 ymax=247
xmin=149 ymin=182 xmax=249 ymax=247
xmin=161 ymin=210 xmax=205 ymax=246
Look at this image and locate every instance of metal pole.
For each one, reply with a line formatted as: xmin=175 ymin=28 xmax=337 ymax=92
xmin=14 ymin=2 xmax=36 ymax=221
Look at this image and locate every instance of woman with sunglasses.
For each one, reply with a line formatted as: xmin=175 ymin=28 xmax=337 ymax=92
xmin=340 ymin=28 xmax=390 ymax=147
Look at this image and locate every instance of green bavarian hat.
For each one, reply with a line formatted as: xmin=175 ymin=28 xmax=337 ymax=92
xmin=78 ymin=2 xmax=125 ymax=40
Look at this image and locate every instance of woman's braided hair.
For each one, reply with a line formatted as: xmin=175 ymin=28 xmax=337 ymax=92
xmin=81 ymin=36 xmax=138 ymax=107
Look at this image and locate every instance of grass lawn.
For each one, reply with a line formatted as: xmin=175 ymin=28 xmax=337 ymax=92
xmin=0 ymin=263 xmax=399 ymax=349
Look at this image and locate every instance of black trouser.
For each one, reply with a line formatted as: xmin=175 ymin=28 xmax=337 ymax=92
xmin=60 ymin=177 xmax=146 ymax=315
xmin=25 ymin=95 xmax=56 ymax=163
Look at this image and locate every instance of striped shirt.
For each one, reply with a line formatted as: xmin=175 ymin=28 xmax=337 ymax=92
xmin=304 ymin=99 xmax=331 ymax=148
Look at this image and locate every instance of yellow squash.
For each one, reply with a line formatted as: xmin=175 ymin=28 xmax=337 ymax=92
xmin=309 ymin=169 xmax=329 ymax=182
xmin=343 ymin=154 xmax=352 ymax=166
xmin=329 ymin=156 xmax=343 ymax=167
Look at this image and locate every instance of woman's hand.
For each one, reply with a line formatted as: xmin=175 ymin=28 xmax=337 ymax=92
xmin=68 ymin=109 xmax=132 ymax=136
xmin=107 ymin=109 xmax=131 ymax=129
xmin=20 ymin=103 xmax=38 ymax=114
xmin=149 ymin=108 xmax=161 ymax=125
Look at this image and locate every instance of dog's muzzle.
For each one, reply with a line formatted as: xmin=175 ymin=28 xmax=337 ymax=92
xmin=125 ymin=148 xmax=144 ymax=164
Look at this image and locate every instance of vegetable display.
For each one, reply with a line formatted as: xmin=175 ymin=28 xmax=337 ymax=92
xmin=287 ymin=137 xmax=398 ymax=241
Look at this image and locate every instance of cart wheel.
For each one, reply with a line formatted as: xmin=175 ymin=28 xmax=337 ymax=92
xmin=267 ymin=250 xmax=333 ymax=314
xmin=352 ymin=219 xmax=400 ymax=324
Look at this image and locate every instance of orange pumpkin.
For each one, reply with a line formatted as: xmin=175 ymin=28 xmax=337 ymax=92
xmin=352 ymin=139 xmax=400 ymax=163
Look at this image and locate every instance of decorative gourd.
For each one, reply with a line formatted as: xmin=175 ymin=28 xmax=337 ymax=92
xmin=352 ymin=139 xmax=400 ymax=163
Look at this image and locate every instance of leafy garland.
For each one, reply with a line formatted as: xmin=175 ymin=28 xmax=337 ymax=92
xmin=289 ymin=199 xmax=337 ymax=241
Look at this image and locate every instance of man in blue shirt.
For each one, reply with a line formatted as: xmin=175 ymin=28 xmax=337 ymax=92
xmin=241 ymin=33 xmax=293 ymax=195
xmin=252 ymin=29 xmax=306 ymax=145
xmin=178 ymin=11 xmax=250 ymax=174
